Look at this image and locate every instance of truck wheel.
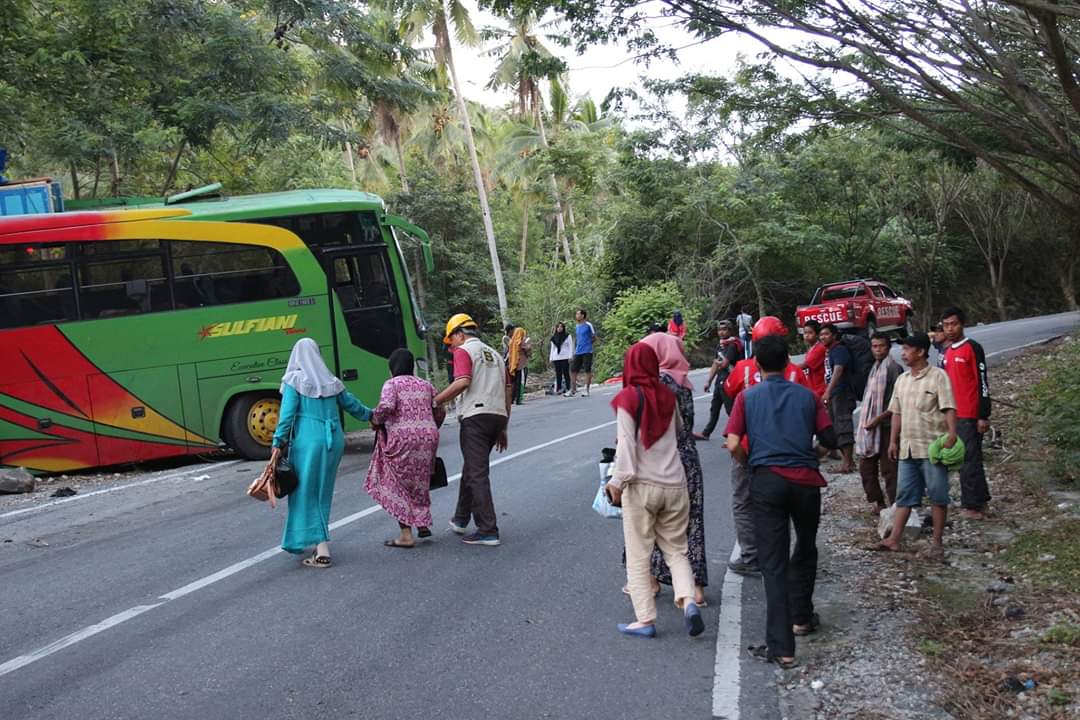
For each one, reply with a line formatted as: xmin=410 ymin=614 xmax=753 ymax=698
xmin=863 ymin=318 xmax=877 ymax=338
xmin=900 ymin=317 xmax=913 ymax=339
xmin=224 ymin=394 xmax=279 ymax=461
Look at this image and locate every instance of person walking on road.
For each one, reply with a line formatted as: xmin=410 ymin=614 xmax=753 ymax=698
xmin=694 ymin=320 xmax=742 ymax=441
xmin=819 ymin=323 xmax=857 ymax=474
xmin=568 ymin=308 xmax=596 ymax=397
xmin=549 ymin=322 xmax=573 ymax=395
xmin=507 ymin=326 xmax=531 ymax=405
xmin=873 ymin=332 xmax=959 ymax=561
xmin=725 ymin=334 xmax=838 ymax=670
xmin=365 ymin=349 xmax=442 ymax=549
xmin=605 ymin=342 xmax=704 ymax=639
xmin=723 ymin=316 xmax=813 ymax=576
xmin=737 ymin=307 xmax=754 ymax=359
xmin=799 ymin=320 xmax=827 ymax=399
xmin=941 ymin=306 xmax=992 ymax=519
xmin=667 ymin=311 xmax=687 ymax=341
xmin=435 ymin=313 xmax=512 ymax=546
xmin=856 ymin=333 xmax=902 ymax=513
xmin=640 ymin=332 xmax=708 ymax=605
xmin=261 ymin=338 xmax=374 ymax=568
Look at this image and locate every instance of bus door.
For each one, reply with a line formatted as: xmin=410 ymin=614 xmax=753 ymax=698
xmin=320 ymin=246 xmax=406 ymax=374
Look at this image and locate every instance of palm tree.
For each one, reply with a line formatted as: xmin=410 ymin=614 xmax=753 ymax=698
xmin=486 ymin=10 xmax=573 ymax=264
xmin=402 ymin=0 xmax=510 ymax=325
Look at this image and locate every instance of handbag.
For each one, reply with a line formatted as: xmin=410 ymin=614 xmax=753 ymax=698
xmin=592 ymin=459 xmax=622 ymax=518
xmin=429 ymin=457 xmax=448 ymax=490
xmin=247 ymin=446 xmax=298 ymax=501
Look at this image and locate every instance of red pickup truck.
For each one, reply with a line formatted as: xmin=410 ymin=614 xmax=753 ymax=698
xmin=795 ymin=279 xmax=914 ymax=337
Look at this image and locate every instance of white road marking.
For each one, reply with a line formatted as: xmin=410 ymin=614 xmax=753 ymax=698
xmin=0 ymin=461 xmax=242 ymax=522
xmin=0 ymin=604 xmax=164 ymax=678
xmin=713 ymin=544 xmax=744 ymax=719
xmin=986 ymin=335 xmax=1065 ymax=358
xmin=0 ymin=420 xmax=622 ymax=678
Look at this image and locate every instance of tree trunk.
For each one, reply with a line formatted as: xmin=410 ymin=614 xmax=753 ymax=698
xmin=162 ymin=139 xmax=187 ymax=196
xmin=441 ymin=19 xmax=509 ymax=325
xmin=394 ymin=130 xmax=410 ymax=193
xmin=566 ymin=200 xmax=581 ymax=257
xmin=1059 ymin=260 xmax=1079 ymax=312
xmin=109 ymin=148 xmax=121 ymax=197
xmin=535 ymin=108 xmax=572 ymax=264
xmin=989 ymin=259 xmax=1008 ymax=322
xmin=69 ymin=163 xmax=80 ymax=200
xmin=91 ymin=157 xmax=101 ymax=199
xmin=520 ymin=196 xmax=529 ymax=274
xmin=343 ymin=140 xmax=358 ymax=187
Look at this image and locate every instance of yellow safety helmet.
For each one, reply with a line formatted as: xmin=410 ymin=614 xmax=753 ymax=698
xmin=443 ymin=312 xmax=478 ymax=344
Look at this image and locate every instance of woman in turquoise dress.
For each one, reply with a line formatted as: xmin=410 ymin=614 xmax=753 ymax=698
xmin=263 ymin=338 xmax=372 ymax=568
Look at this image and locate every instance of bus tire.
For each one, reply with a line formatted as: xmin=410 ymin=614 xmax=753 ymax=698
xmin=224 ymin=393 xmax=280 ymax=461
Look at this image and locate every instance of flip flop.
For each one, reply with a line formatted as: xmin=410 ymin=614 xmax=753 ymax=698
xmin=747 ymin=645 xmax=799 ymax=670
xmin=384 ymin=539 xmax=415 ymax=549
xmin=417 ymin=527 xmax=432 ymax=539
xmin=865 ymin=542 xmax=901 ymax=552
xmin=793 ymin=612 xmax=821 ymax=636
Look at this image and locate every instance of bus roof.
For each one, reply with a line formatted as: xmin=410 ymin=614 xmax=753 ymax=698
xmin=0 ymin=208 xmax=190 ymax=241
xmin=66 ymin=188 xmax=386 ymax=221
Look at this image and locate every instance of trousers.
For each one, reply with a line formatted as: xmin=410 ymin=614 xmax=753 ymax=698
xmin=453 ymin=413 xmax=504 ymax=535
xmin=731 ymin=459 xmax=757 ymax=565
xmin=702 ymin=379 xmax=731 ymax=437
xmin=751 ymin=468 xmax=821 ymax=659
xmin=956 ymin=418 xmax=991 ymax=509
xmin=859 ymin=440 xmax=897 ymax=506
xmin=621 ymin=483 xmax=694 ymax=623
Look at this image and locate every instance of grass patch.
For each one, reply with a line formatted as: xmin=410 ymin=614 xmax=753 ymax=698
xmin=1017 ymin=339 xmax=1080 ymax=484
xmin=916 ymin=639 xmax=947 ymax=657
xmin=1048 ymin=687 xmax=1073 ymax=706
xmin=1003 ymin=519 xmax=1080 ymax=593
xmin=1040 ymin=623 xmax=1080 ymax=647
xmin=921 ymin=578 xmax=982 ymax=612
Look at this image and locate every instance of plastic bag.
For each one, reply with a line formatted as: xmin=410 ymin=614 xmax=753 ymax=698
xmin=592 ymin=461 xmax=622 ymax=519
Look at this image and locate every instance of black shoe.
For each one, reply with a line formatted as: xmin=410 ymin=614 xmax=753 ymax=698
xmin=727 ymin=560 xmax=761 ymax=576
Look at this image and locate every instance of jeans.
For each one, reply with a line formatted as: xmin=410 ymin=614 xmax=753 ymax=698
xmin=896 ymin=458 xmax=950 ymax=507
xmin=956 ymin=418 xmax=991 ymax=509
xmin=453 ymin=413 xmax=504 ymax=535
xmin=751 ymin=468 xmax=820 ymax=659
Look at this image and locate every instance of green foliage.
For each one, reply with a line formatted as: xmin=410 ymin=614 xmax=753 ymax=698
xmin=594 ymin=281 xmax=689 ymax=381
xmin=1003 ymin=519 xmax=1080 ymax=594
xmin=1040 ymin=623 xmax=1080 ymax=647
xmin=510 ymin=257 xmax=611 ymax=372
xmin=1021 ymin=341 xmax=1080 ymax=483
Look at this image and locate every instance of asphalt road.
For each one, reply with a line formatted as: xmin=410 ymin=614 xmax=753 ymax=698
xmin=1 ymin=311 xmax=1076 ymax=720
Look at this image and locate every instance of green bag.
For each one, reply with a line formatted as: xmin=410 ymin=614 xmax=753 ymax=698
xmin=929 ymin=434 xmax=966 ymax=470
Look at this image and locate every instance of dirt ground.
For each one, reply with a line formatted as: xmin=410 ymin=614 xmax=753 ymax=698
xmin=775 ymin=341 xmax=1080 ymax=719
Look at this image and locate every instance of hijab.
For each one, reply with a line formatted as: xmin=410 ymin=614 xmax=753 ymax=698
xmin=640 ymin=331 xmax=693 ymax=390
xmin=611 ymin=343 xmax=676 ymax=449
xmin=279 ymin=338 xmax=345 ymax=398
xmin=551 ymin=322 xmax=569 ymax=351
xmin=508 ymin=327 xmax=527 ymax=373
xmin=389 ymin=348 xmax=414 ymax=377
xmin=672 ymin=311 xmax=684 ymax=326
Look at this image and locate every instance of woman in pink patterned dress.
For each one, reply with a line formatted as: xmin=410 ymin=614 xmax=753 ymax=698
xmin=365 ymin=349 xmax=442 ymax=548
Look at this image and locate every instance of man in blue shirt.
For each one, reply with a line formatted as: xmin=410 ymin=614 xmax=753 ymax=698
xmin=726 ymin=334 xmax=837 ymax=669
xmin=819 ymin=323 xmax=856 ymax=473
xmin=567 ymin=308 xmax=597 ymax=397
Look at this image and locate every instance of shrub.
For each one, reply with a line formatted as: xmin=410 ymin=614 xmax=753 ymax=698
xmin=593 ymin=281 xmax=692 ymax=381
xmin=1021 ymin=339 xmax=1080 ymax=483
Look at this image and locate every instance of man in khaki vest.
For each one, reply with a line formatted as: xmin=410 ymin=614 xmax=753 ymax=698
xmin=435 ymin=313 xmax=512 ymax=546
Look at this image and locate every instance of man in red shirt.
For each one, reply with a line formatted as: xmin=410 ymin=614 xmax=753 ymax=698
xmin=799 ymin=320 xmax=827 ymax=398
xmin=941 ymin=306 xmax=992 ymax=519
xmin=722 ymin=316 xmax=811 ymax=575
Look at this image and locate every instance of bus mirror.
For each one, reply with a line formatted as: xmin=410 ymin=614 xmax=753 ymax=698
xmin=382 ymin=214 xmax=434 ymax=273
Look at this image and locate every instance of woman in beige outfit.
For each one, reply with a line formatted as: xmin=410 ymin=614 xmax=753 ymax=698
xmin=606 ymin=342 xmax=704 ymax=639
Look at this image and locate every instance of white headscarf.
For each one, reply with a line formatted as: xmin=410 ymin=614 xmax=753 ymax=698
xmin=279 ymin=338 xmax=345 ymax=398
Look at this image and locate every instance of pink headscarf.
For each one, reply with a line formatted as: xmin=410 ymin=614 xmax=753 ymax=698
xmin=640 ymin=332 xmax=693 ymax=390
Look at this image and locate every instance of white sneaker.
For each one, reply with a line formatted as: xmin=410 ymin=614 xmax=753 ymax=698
xmin=563 ymin=391 xmax=575 ymax=397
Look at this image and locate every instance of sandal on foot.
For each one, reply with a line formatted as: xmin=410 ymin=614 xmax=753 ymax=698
xmin=417 ymin=527 xmax=432 ymax=539
xmin=865 ymin=542 xmax=901 ymax=552
xmin=747 ymin=645 xmax=799 ymax=669
xmin=384 ymin=539 xmax=415 ymax=549
xmin=793 ymin=612 xmax=820 ymax=636
xmin=302 ymin=553 xmax=332 ymax=568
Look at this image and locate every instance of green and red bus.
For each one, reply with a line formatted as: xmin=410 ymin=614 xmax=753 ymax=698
xmin=0 ymin=188 xmax=433 ymax=473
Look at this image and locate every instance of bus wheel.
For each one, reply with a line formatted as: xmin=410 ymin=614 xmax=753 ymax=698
xmin=225 ymin=394 xmax=279 ymax=460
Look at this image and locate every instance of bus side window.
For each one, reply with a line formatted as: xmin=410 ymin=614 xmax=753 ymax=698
xmin=169 ymin=240 xmax=299 ymax=307
xmin=0 ymin=243 xmax=77 ymax=329
xmin=78 ymin=242 xmax=170 ymax=319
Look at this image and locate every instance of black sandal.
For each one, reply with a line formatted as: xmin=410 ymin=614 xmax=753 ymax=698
xmin=417 ymin=527 xmax=432 ymax=539
xmin=747 ymin=644 xmax=799 ymax=669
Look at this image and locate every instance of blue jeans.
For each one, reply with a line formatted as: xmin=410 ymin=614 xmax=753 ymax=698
xmin=896 ymin=458 xmax=949 ymax=507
